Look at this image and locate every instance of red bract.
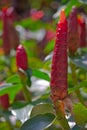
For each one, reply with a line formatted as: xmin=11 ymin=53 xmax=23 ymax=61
xmin=31 ymin=10 xmax=44 ymax=20
xmin=2 ymin=8 xmax=11 ymax=55
xmin=78 ymin=16 xmax=86 ymax=47
xmin=16 ymin=44 xmax=28 ymax=70
xmin=45 ymin=30 xmax=55 ymax=41
xmin=0 ymin=82 xmax=10 ymax=110
xmin=2 ymin=7 xmax=19 ymax=53
xmin=50 ymin=10 xmax=68 ymax=103
xmin=68 ymin=6 xmax=79 ymax=55
xmin=0 ymin=94 xmax=9 ymax=110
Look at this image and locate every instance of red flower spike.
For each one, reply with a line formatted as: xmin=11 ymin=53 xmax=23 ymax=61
xmin=2 ymin=8 xmax=11 ymax=55
xmin=16 ymin=44 xmax=28 ymax=70
xmin=50 ymin=9 xmax=68 ymax=103
xmin=78 ymin=16 xmax=86 ymax=47
xmin=0 ymin=94 xmax=9 ymax=110
xmin=68 ymin=6 xmax=79 ymax=55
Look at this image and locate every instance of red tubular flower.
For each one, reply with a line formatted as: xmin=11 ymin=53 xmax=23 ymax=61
xmin=16 ymin=44 xmax=28 ymax=70
xmin=50 ymin=10 xmax=68 ymax=103
xmin=0 ymin=94 xmax=9 ymax=110
xmin=78 ymin=16 xmax=86 ymax=47
xmin=2 ymin=8 xmax=11 ymax=55
xmin=68 ymin=6 xmax=79 ymax=55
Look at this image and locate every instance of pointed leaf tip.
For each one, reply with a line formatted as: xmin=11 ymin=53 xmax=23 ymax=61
xmin=60 ymin=9 xmax=66 ymax=23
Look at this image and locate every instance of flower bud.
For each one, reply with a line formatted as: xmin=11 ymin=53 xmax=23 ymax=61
xmin=78 ymin=16 xmax=86 ymax=47
xmin=50 ymin=10 xmax=68 ymax=103
xmin=68 ymin=6 xmax=79 ymax=55
xmin=0 ymin=94 xmax=9 ymax=110
xmin=16 ymin=44 xmax=28 ymax=70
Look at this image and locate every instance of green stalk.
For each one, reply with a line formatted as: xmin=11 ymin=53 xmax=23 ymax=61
xmin=55 ymin=101 xmax=70 ymax=130
xmin=70 ymin=61 xmax=85 ymax=105
xmin=22 ymin=85 xmax=31 ymax=102
xmin=18 ymin=69 xmax=31 ymax=102
xmin=6 ymin=120 xmax=14 ymax=130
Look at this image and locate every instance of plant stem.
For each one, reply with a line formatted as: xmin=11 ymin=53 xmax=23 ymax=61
xmin=75 ymin=89 xmax=84 ymax=105
xmin=6 ymin=120 xmax=14 ymax=130
xmin=70 ymin=61 xmax=85 ymax=105
xmin=18 ymin=69 xmax=31 ymax=102
xmin=22 ymin=85 xmax=31 ymax=102
xmin=55 ymin=101 xmax=70 ymax=130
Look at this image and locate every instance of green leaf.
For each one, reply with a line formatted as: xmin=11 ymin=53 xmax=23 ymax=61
xmin=21 ymin=113 xmax=55 ymax=130
xmin=79 ymin=0 xmax=87 ymax=4
xmin=73 ymin=103 xmax=87 ymax=126
xmin=26 ymin=69 xmax=32 ymax=87
xmin=61 ymin=0 xmax=70 ymax=4
xmin=15 ymin=18 xmax=50 ymax=31
xmin=0 ymin=83 xmax=22 ymax=103
xmin=44 ymin=40 xmax=55 ymax=54
xmin=0 ymin=20 xmax=2 ymax=30
xmin=30 ymin=103 xmax=53 ymax=117
xmin=32 ymin=92 xmax=51 ymax=105
xmin=72 ymin=125 xmax=84 ymax=130
xmin=65 ymin=0 xmax=82 ymax=17
xmin=0 ymin=122 xmax=10 ymax=130
xmin=68 ymin=80 xmax=87 ymax=94
xmin=22 ymin=40 xmax=37 ymax=58
xmin=70 ymin=53 xmax=87 ymax=70
xmin=0 ymin=39 xmax=2 ymax=46
xmin=29 ymin=57 xmax=43 ymax=68
xmin=32 ymin=69 xmax=50 ymax=81
xmin=6 ymin=74 xmax=21 ymax=84
xmin=12 ymin=101 xmax=29 ymax=109
xmin=12 ymin=104 xmax=33 ymax=123
xmin=81 ymin=47 xmax=87 ymax=53
xmin=0 ymin=84 xmax=22 ymax=96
